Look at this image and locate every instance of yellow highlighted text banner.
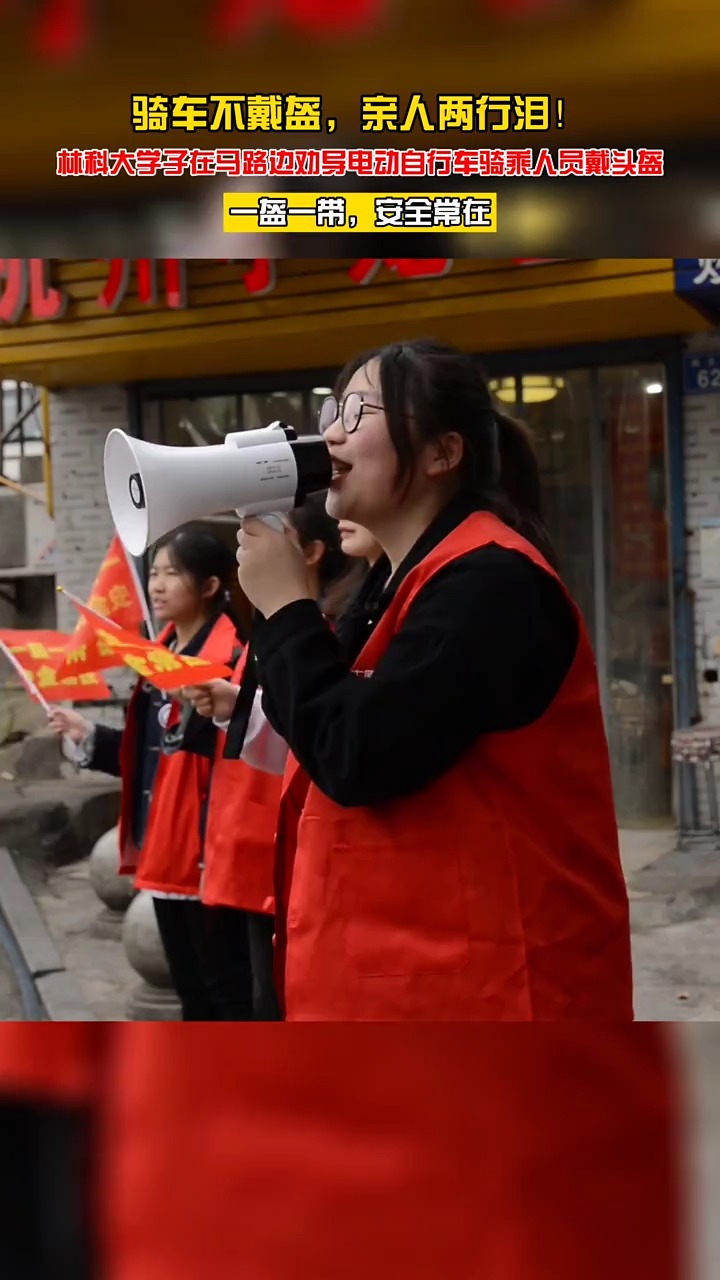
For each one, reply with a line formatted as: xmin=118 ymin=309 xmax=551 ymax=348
xmin=223 ymin=192 xmax=497 ymax=234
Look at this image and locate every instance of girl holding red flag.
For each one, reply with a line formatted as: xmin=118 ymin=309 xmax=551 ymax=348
xmin=232 ymin=339 xmax=634 ymax=1022
xmin=47 ymin=527 xmax=241 ymax=1021
xmin=182 ymin=499 xmax=350 ymax=1020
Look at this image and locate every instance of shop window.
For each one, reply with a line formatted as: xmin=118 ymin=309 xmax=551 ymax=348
xmin=242 ymin=391 xmax=305 ymax=433
xmin=141 ymin=387 xmax=326 ymax=447
xmin=309 ymin=384 xmax=335 ymax=434
xmin=1 ymin=380 xmax=43 ymax=484
xmin=159 ymin=396 xmax=242 ymax=448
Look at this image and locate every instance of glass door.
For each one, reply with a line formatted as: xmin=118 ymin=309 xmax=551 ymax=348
xmin=493 ymin=363 xmax=673 ymax=826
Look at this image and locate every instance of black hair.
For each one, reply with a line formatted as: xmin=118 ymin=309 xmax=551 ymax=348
xmin=151 ymin=525 xmax=237 ymax=617
xmin=289 ymin=496 xmax=350 ymax=591
xmin=334 ymin=339 xmax=558 ymax=570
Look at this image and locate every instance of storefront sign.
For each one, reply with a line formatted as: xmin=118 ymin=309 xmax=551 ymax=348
xmin=684 ymin=352 xmax=720 ymax=396
xmin=0 ymin=257 xmax=454 ymax=322
xmin=0 ymin=257 xmax=573 ymax=326
xmin=674 ymin=258 xmax=720 ymax=326
xmin=97 ymin=258 xmax=189 ymax=312
xmin=0 ymin=258 xmax=280 ymax=322
xmin=13 ymin=1 xmax=588 ymax=61
xmin=348 ymin=258 xmax=454 ymax=285
xmin=0 ymin=259 xmax=67 ymax=324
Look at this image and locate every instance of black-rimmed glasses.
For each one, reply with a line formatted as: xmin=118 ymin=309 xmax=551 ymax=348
xmin=317 ymin=392 xmax=384 ymax=435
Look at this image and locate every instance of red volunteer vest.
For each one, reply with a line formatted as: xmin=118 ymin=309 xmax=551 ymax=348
xmin=201 ymin=648 xmax=282 ymax=914
xmin=119 ymin=613 xmax=237 ymax=896
xmin=0 ymin=1025 xmax=105 ymax=1104
xmin=102 ymin=1024 xmax=681 ymax=1280
xmin=277 ymin=512 xmax=633 ymax=1021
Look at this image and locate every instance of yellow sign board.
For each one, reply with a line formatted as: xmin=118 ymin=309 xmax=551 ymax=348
xmin=223 ymin=192 xmax=497 ymax=235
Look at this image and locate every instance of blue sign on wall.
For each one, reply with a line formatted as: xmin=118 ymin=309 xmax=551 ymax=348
xmin=675 ymin=258 xmax=720 ymax=325
xmin=684 ymin=353 xmax=720 ymax=396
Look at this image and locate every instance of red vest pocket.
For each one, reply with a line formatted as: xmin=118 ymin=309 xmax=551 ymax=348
xmin=335 ymin=842 xmax=471 ymax=978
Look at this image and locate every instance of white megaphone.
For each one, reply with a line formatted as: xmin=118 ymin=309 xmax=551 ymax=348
xmin=104 ymin=422 xmax=332 ymax=557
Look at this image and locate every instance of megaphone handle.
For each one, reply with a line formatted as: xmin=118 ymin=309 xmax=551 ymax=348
xmin=237 ymin=511 xmax=286 ymax=533
xmin=258 ymin=514 xmax=285 ymax=533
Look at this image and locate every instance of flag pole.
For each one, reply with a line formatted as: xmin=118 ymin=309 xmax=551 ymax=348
xmin=56 ymin=585 xmax=123 ymax=629
xmin=0 ymin=638 xmax=51 ymax=714
xmin=117 ymin=540 xmax=156 ymax=641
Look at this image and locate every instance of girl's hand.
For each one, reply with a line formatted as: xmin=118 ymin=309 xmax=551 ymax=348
xmin=47 ymin=708 xmax=92 ymax=744
xmin=184 ymin=681 xmax=240 ymax=722
xmin=236 ymin=517 xmax=312 ymax=618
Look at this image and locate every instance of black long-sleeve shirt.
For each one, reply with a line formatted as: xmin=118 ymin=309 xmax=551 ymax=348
xmin=247 ymin=496 xmax=579 ymax=808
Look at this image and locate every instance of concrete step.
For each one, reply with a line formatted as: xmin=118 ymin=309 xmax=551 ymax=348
xmin=0 ymin=777 xmax=121 ymax=881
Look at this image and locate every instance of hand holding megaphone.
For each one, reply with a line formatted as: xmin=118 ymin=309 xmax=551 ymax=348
xmin=104 ymin=422 xmax=331 ymax=557
xmin=236 ymin=514 xmax=315 ymax=619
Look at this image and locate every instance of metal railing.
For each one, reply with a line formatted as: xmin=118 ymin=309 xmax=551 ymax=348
xmin=0 ymin=381 xmax=52 ymax=514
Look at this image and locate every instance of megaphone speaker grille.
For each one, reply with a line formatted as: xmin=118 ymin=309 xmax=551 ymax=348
xmin=129 ymin=474 xmax=146 ymax=510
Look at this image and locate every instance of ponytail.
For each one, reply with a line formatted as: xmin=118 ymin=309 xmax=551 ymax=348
xmin=489 ymin=412 xmax=559 ymax=571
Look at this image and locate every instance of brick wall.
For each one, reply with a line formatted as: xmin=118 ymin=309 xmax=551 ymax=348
xmin=0 ymin=491 xmax=26 ymax=567
xmin=48 ymin=384 xmax=135 ymax=716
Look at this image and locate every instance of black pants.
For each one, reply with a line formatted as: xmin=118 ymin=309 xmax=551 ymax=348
xmin=152 ymin=897 xmax=245 ymax=1021
xmin=0 ymin=1101 xmax=93 ymax=1280
xmin=152 ymin=898 xmax=281 ymax=1021
xmin=201 ymin=906 xmax=281 ymax=1021
xmin=246 ymin=909 xmax=282 ymax=1022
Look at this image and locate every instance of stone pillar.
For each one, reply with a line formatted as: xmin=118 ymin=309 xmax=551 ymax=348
xmin=87 ymin=826 xmax=135 ymax=939
xmin=122 ymin=890 xmax=181 ymax=1021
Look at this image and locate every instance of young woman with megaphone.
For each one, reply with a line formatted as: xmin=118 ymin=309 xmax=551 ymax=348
xmin=47 ymin=527 xmax=243 ymax=1022
xmin=179 ymin=498 xmax=352 ymax=1020
xmin=229 ymin=338 xmax=634 ymax=1023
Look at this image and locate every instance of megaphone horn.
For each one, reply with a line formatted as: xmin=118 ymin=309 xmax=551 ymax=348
xmin=104 ymin=427 xmax=331 ymax=558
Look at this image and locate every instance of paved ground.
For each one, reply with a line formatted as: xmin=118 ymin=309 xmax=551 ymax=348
xmin=625 ymin=829 xmax=720 ymax=1021
xmin=33 ymin=859 xmax=136 ymax=1022
xmin=633 ymin=915 xmax=720 ymax=1020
